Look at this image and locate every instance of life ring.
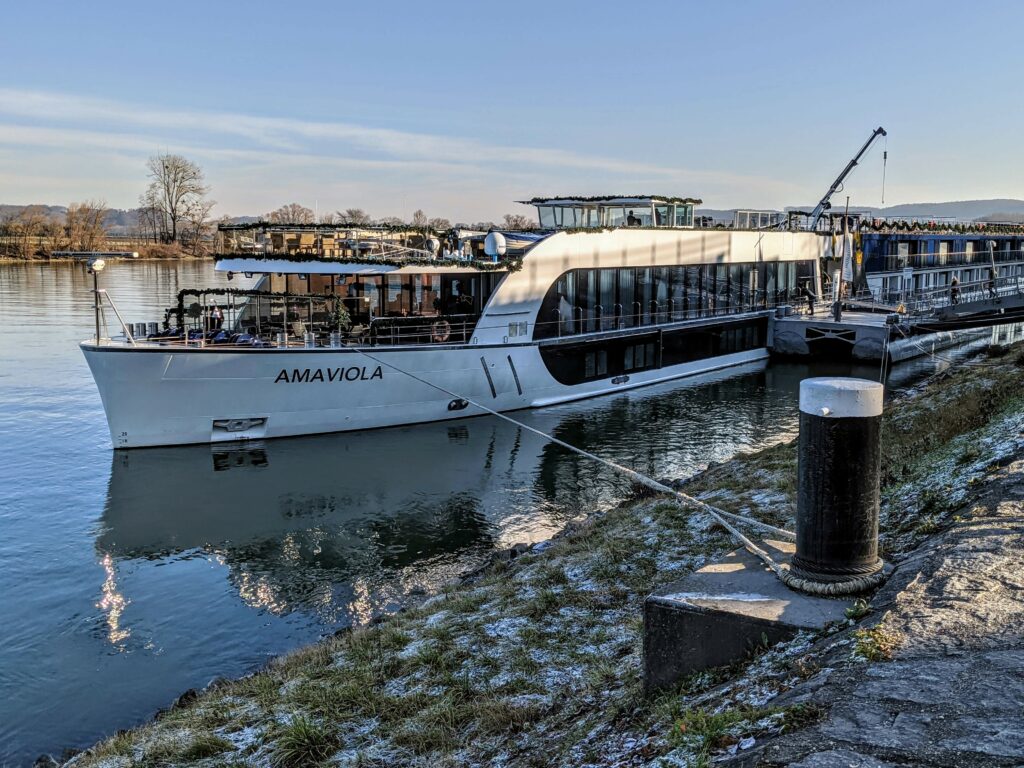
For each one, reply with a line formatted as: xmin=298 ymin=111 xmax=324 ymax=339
xmin=431 ymin=319 xmax=451 ymax=343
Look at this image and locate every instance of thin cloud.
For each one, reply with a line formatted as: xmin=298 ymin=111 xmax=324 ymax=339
xmin=0 ymin=88 xmax=799 ymax=214
xmin=0 ymin=88 xmax=788 ymax=183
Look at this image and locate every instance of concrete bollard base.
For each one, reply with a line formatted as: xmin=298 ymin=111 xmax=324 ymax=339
xmin=643 ymin=539 xmax=853 ymax=694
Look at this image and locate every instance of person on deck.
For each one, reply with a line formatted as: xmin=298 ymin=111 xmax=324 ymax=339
xmin=950 ymin=277 xmax=961 ymax=306
xmin=800 ymin=284 xmax=816 ymax=314
xmin=211 ymin=305 xmax=224 ymax=330
xmin=987 ymin=267 xmax=998 ymax=299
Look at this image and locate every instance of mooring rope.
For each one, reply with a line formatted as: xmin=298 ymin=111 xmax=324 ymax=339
xmin=346 ymin=346 xmax=885 ymax=596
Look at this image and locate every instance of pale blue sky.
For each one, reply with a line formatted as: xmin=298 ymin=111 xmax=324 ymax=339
xmin=2 ymin=0 xmax=1023 ymax=221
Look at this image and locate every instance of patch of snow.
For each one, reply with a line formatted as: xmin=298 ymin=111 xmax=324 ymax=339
xmin=483 ymin=616 xmax=530 ymax=639
xmin=424 ymin=610 xmax=449 ymax=628
xmin=398 ymin=638 xmax=430 ymax=660
xmin=219 ymin=724 xmax=262 ymax=751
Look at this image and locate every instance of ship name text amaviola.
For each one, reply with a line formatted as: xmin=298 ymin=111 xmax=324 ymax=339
xmin=274 ymin=366 xmax=385 ymax=384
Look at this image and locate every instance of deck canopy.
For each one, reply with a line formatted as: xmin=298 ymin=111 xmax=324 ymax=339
xmin=520 ymin=195 xmax=702 ymax=230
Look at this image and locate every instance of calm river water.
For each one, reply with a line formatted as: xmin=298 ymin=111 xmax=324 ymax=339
xmin=0 ymin=260 xmax=963 ymax=764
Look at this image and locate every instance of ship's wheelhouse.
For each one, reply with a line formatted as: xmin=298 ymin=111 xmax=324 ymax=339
xmin=522 ymin=196 xmax=700 ymax=230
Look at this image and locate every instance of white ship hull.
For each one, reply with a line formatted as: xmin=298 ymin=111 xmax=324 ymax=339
xmin=83 ymin=224 xmax=825 ymax=448
xmin=82 ymin=341 xmax=767 ymax=448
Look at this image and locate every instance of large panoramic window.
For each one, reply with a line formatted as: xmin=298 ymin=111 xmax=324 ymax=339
xmin=534 ymin=260 xmax=814 ymax=340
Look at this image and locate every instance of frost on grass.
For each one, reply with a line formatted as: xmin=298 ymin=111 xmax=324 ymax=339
xmin=64 ymin=355 xmax=1024 ymax=768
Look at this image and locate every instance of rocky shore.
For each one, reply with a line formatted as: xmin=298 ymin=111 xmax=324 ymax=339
xmin=60 ymin=350 xmax=1024 ymax=768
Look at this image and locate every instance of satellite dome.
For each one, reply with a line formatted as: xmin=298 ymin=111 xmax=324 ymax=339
xmin=484 ymin=231 xmax=507 ymax=258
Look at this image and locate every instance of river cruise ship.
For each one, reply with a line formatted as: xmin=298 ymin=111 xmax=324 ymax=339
xmin=82 ymin=195 xmax=823 ymax=448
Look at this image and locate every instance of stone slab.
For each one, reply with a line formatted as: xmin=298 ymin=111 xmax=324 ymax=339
xmin=643 ymin=539 xmax=852 ymax=693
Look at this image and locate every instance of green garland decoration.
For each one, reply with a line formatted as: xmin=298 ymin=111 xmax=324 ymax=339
xmin=858 ymin=219 xmax=1024 ymax=235
xmin=211 ymin=252 xmax=523 ymax=273
xmin=523 ymin=194 xmax=702 ymax=205
xmin=218 ymin=221 xmax=442 ymax=234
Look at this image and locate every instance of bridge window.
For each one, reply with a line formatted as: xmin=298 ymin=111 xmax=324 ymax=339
xmin=604 ymin=207 xmax=626 ymax=227
xmin=537 ymin=206 xmax=556 ymax=228
xmin=557 ymin=207 xmax=580 ymax=228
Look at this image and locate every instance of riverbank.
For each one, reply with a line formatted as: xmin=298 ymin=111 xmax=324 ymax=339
xmin=61 ymin=350 xmax=1024 ymax=767
xmin=0 ymin=245 xmax=210 ymax=262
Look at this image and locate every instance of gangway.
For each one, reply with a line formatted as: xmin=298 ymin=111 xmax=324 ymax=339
xmin=770 ymin=275 xmax=1024 ymax=361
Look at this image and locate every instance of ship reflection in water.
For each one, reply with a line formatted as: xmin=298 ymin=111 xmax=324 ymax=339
xmin=96 ymin=424 xmax=521 ymax=628
xmin=92 ymin=355 xmax=942 ymax=639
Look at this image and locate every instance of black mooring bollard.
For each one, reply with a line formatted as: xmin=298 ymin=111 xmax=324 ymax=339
xmin=792 ymin=377 xmax=884 ymax=584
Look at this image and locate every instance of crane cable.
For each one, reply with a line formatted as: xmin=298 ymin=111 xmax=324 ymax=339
xmin=346 ymin=345 xmax=884 ymax=596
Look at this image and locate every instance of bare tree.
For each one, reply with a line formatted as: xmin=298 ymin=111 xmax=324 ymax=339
xmin=137 ymin=189 xmax=162 ymax=243
xmin=267 ymin=203 xmax=315 ymax=224
xmin=181 ymin=198 xmax=217 ymax=256
xmin=410 ymin=209 xmax=429 ymax=229
xmin=65 ymin=200 xmax=109 ymax=251
xmin=144 ymin=154 xmax=210 ymax=243
xmin=465 ymin=220 xmax=498 ymax=231
xmin=338 ymin=208 xmax=371 ymax=225
xmin=6 ymin=206 xmax=56 ymax=258
xmin=502 ymin=213 xmax=535 ymax=230
xmin=428 ymin=217 xmax=452 ymax=231
xmin=376 ymin=216 xmax=406 ymax=226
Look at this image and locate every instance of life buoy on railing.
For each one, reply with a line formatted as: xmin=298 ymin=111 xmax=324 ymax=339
xmin=431 ymin=319 xmax=451 ymax=343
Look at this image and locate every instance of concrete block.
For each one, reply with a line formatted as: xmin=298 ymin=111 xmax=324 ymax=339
xmin=643 ymin=539 xmax=852 ymax=693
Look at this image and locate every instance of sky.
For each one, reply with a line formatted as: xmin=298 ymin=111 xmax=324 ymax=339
xmin=1 ymin=0 xmax=1023 ymax=222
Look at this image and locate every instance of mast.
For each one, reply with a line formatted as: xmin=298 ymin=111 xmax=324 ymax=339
xmin=807 ymin=126 xmax=887 ymax=231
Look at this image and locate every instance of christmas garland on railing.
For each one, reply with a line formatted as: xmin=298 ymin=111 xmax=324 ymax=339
xmin=524 ymin=194 xmax=703 ymax=205
xmin=217 ymin=221 xmax=442 ymax=234
xmin=211 ymin=252 xmax=524 ymax=273
xmin=858 ymin=220 xmax=1024 ymax=235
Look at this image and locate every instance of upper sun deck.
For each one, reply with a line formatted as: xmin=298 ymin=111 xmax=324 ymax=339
xmin=215 ymin=221 xmax=543 ymax=275
xmin=520 ymin=195 xmax=702 ymax=230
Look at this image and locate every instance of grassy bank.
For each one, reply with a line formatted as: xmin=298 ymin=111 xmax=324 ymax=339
xmin=68 ymin=351 xmax=1024 ymax=768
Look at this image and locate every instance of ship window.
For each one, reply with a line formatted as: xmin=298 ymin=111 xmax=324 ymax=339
xmin=385 ymin=275 xmax=406 ymax=316
xmin=601 ymin=207 xmax=624 ymax=227
xmin=557 ymin=207 xmax=580 ymax=228
xmin=599 ymin=269 xmax=616 ymax=329
xmin=654 ymin=205 xmax=670 ymax=226
xmin=537 ymin=206 xmax=556 ymax=228
xmin=618 ymin=268 xmax=635 ymax=326
xmin=584 ymin=349 xmax=608 ymax=379
xmin=674 ymin=205 xmax=693 ymax=227
xmin=629 ymin=207 xmax=653 ymax=226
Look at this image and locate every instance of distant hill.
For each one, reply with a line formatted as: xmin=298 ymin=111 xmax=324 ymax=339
xmin=873 ymin=199 xmax=1024 ymax=221
xmin=0 ymin=204 xmax=66 ymax=221
xmin=699 ymin=199 xmax=1024 ymax=224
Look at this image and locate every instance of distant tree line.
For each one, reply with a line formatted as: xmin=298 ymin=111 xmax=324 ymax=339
xmin=0 ymin=154 xmax=535 ymax=259
xmin=0 ymin=200 xmax=110 ymax=258
xmin=262 ymin=203 xmax=536 ymax=231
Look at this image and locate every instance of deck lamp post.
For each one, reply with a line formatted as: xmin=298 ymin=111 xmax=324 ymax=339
xmin=87 ymin=258 xmax=106 ymax=345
